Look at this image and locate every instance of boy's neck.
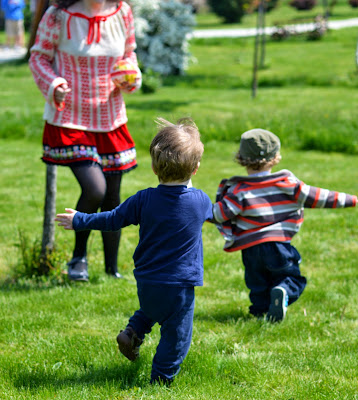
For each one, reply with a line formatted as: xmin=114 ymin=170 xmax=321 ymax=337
xmin=160 ymin=178 xmax=192 ymax=187
xmin=246 ymin=166 xmax=272 ymax=176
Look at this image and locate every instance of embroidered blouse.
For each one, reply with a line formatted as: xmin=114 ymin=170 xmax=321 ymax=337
xmin=29 ymin=1 xmax=141 ymax=132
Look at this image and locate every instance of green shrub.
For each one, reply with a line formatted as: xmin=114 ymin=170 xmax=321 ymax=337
xmin=141 ymin=69 xmax=162 ymax=94
xmin=290 ymin=0 xmax=317 ymax=10
xmin=207 ymin=0 xmax=248 ymax=23
xmin=7 ymin=230 xmax=69 ymax=287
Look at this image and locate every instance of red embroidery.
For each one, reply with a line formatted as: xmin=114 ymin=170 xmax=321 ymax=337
xmin=42 ymin=39 xmax=53 ymax=50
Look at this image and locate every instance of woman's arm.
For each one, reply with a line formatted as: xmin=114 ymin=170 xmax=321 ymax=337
xmin=29 ymin=6 xmax=69 ymax=109
xmin=119 ymin=2 xmax=142 ymax=92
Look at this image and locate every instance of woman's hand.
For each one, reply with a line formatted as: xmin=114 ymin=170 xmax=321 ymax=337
xmin=117 ymin=77 xmax=140 ymax=92
xmin=55 ymin=208 xmax=77 ymax=230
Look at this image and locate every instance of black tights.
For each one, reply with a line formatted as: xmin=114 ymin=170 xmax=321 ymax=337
xmin=70 ymin=163 xmax=122 ymax=274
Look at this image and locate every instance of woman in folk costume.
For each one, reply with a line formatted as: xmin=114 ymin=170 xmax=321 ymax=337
xmin=29 ymin=0 xmax=142 ymax=281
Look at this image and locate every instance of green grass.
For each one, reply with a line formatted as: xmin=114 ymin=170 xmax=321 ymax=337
xmin=2 ymin=27 xmax=358 ymax=153
xmin=196 ymin=0 xmax=358 ymax=29
xmin=1 ymin=16 xmax=358 ymax=399
xmin=1 ymin=140 xmax=358 ymax=399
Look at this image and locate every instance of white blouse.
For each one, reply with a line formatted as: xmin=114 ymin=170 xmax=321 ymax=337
xmin=29 ymin=1 xmax=141 ymax=132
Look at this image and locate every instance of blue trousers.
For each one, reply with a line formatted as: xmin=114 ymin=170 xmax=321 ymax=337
xmin=242 ymin=242 xmax=307 ymax=316
xmin=127 ymin=282 xmax=195 ymax=383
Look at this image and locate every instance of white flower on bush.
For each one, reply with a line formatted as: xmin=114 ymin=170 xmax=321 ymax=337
xmin=130 ymin=0 xmax=196 ymax=75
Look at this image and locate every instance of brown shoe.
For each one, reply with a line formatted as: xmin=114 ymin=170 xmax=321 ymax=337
xmin=116 ymin=326 xmax=143 ymax=361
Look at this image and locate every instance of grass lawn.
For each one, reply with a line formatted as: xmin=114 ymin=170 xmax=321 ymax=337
xmin=195 ymin=0 xmax=358 ymax=29
xmin=1 ymin=140 xmax=358 ymax=399
xmin=0 ymin=14 xmax=358 ymax=399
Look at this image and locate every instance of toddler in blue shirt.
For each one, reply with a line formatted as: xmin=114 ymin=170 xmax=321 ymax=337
xmin=56 ymin=118 xmax=213 ymax=384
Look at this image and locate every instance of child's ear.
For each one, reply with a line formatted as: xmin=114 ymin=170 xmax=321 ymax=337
xmin=151 ymin=163 xmax=157 ymax=175
xmin=192 ymin=162 xmax=200 ymax=176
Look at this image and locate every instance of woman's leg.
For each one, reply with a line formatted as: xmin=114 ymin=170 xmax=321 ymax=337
xmin=101 ymin=173 xmax=123 ymax=276
xmin=70 ymin=163 xmax=107 ymax=259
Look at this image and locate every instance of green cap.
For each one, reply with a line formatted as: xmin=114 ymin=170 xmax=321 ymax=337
xmin=239 ymin=129 xmax=281 ymax=161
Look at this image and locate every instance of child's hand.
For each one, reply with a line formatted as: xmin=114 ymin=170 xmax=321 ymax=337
xmin=55 ymin=208 xmax=77 ymax=230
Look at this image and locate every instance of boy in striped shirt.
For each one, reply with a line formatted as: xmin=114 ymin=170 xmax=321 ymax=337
xmin=212 ymin=129 xmax=357 ymax=322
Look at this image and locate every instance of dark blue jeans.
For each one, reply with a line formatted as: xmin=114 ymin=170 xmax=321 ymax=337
xmin=127 ymin=282 xmax=195 ymax=383
xmin=242 ymin=242 xmax=307 ymax=316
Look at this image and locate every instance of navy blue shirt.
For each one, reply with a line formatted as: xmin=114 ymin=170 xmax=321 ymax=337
xmin=73 ymin=185 xmax=213 ymax=287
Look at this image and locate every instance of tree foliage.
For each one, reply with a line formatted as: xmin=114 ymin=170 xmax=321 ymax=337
xmin=131 ymin=0 xmax=196 ymax=75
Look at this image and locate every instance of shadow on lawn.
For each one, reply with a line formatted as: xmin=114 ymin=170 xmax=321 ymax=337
xmin=195 ymin=307 xmax=250 ymax=323
xmin=163 ymin=74 xmax=245 ymax=90
xmin=126 ymin=99 xmax=191 ymax=112
xmin=12 ymin=361 xmax=145 ymax=391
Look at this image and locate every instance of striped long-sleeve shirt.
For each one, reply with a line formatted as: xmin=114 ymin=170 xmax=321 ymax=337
xmin=213 ymin=169 xmax=357 ymax=252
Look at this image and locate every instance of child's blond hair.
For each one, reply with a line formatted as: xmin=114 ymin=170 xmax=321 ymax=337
xmin=150 ymin=117 xmax=204 ymax=183
xmin=235 ymin=128 xmax=282 ymax=171
xmin=235 ymin=152 xmax=282 ymax=171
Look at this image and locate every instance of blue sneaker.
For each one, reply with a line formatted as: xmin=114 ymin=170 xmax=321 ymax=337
xmin=67 ymin=257 xmax=89 ymax=281
xmin=266 ymin=286 xmax=288 ymax=322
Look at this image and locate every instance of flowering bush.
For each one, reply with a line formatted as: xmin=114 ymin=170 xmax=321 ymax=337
xmin=271 ymin=25 xmax=292 ymax=41
xmin=307 ymin=15 xmax=327 ymax=40
xmin=130 ymin=0 xmax=196 ymax=76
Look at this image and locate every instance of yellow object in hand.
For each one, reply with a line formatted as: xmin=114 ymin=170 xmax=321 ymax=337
xmin=111 ymin=60 xmax=138 ymax=87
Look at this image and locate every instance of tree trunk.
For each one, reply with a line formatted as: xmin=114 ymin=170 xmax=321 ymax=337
xmin=259 ymin=0 xmax=266 ymax=69
xmin=40 ymin=164 xmax=57 ymax=273
xmin=252 ymin=0 xmax=265 ymax=98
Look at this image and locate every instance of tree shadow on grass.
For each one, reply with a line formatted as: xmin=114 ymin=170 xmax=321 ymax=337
xmin=126 ymin=99 xmax=191 ymax=112
xmin=195 ymin=307 xmax=251 ymax=324
xmin=12 ymin=361 xmax=147 ymax=392
xmin=162 ymin=74 xmax=245 ymax=90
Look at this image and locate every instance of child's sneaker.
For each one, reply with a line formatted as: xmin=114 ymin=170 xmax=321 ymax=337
xmin=266 ymin=286 xmax=288 ymax=322
xmin=116 ymin=326 xmax=143 ymax=361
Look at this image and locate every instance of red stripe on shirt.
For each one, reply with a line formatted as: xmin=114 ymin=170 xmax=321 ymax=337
xmin=332 ymin=191 xmax=338 ymax=208
xmin=70 ymin=54 xmax=79 ymax=127
xmin=246 ymin=199 xmax=295 ymax=210
xmin=225 ymin=235 xmax=293 ymax=252
xmin=225 ymin=196 xmax=243 ymax=210
xmin=219 ymin=202 xmax=230 ymax=220
xmin=90 ymin=57 xmax=98 ymax=130
xmin=294 ymin=181 xmax=303 ymax=201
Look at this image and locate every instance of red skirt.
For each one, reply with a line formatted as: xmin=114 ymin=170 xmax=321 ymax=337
xmin=42 ymin=123 xmax=137 ymax=174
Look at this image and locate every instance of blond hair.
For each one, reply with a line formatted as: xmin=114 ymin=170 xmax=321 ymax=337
xmin=150 ymin=117 xmax=204 ymax=183
xmin=235 ymin=152 xmax=282 ymax=171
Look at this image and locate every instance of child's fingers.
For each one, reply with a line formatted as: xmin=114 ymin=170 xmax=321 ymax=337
xmin=56 ymin=221 xmax=69 ymax=227
xmin=56 ymin=221 xmax=73 ymax=230
xmin=55 ymin=214 xmax=69 ymax=221
xmin=55 ymin=209 xmax=76 ymax=230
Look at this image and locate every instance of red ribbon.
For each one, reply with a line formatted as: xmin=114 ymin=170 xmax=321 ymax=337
xmin=67 ymin=13 xmax=108 ymax=44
